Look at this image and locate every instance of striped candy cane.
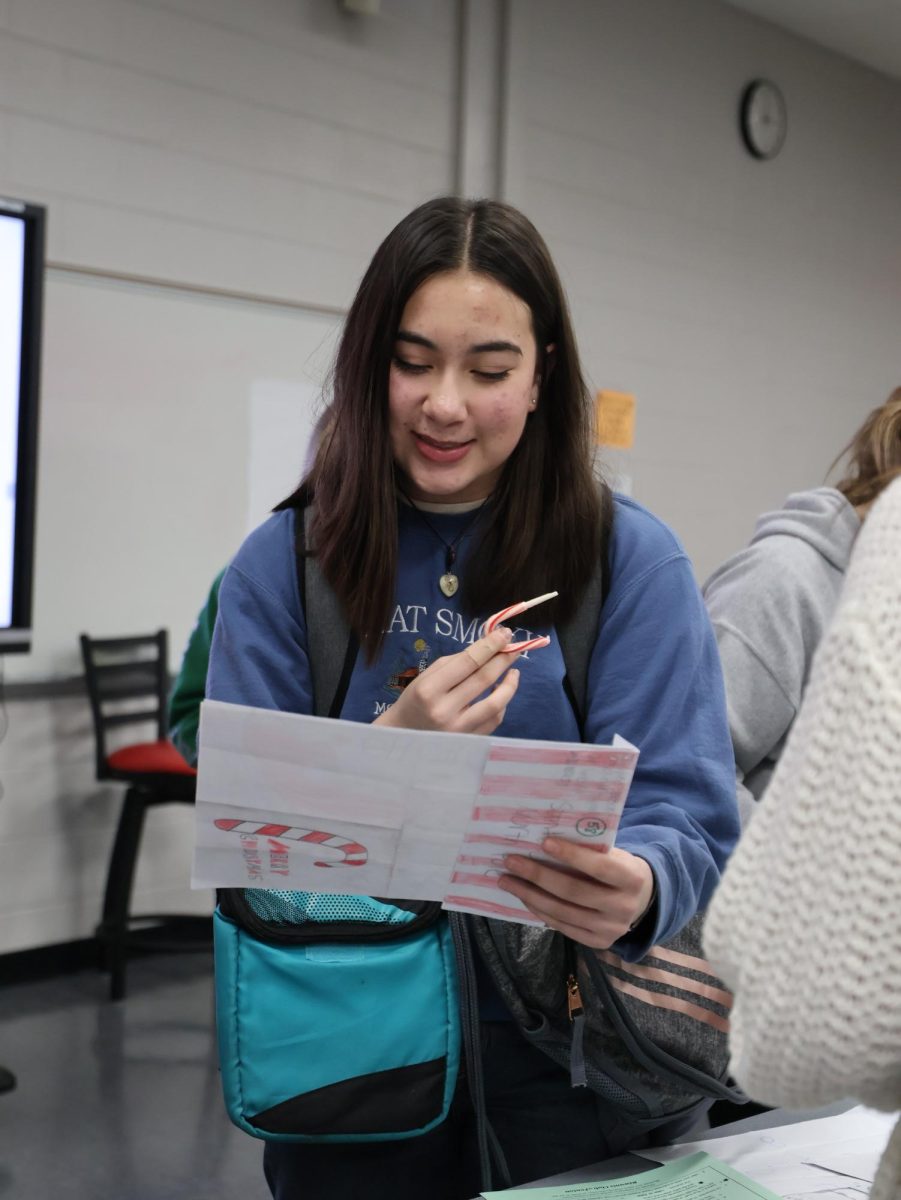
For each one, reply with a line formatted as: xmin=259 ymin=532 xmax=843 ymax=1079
xmin=486 ymin=591 xmax=558 ymax=652
xmin=213 ymin=819 xmax=367 ymax=867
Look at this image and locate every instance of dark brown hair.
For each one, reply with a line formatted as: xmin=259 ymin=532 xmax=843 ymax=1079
xmin=278 ymin=197 xmax=611 ymax=658
xmin=832 ymin=387 xmax=901 ymax=509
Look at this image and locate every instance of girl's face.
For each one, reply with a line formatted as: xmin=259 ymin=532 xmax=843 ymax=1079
xmin=388 ymin=269 xmax=541 ymax=504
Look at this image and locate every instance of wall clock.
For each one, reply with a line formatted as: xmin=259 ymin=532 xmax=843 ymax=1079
xmin=739 ymin=79 xmax=787 ymax=160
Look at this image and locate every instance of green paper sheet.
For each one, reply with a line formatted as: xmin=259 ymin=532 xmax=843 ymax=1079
xmin=481 ymin=1151 xmax=782 ymax=1199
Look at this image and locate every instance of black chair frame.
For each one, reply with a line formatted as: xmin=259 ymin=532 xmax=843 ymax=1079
xmin=80 ymin=630 xmax=209 ymax=1000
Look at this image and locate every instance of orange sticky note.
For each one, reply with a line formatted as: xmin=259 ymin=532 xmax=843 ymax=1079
xmin=596 ymin=390 xmax=636 ymax=449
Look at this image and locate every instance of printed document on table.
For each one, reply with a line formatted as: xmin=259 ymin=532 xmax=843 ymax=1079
xmin=191 ymin=699 xmax=638 ymax=924
xmin=480 ymin=1151 xmax=782 ymax=1198
xmin=635 ymin=1105 xmax=895 ymax=1197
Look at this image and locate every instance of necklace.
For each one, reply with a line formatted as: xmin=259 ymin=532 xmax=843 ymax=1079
xmin=398 ymin=487 xmax=491 ymax=597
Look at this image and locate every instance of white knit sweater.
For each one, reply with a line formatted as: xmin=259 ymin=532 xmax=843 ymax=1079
xmin=704 ymin=477 xmax=901 ymax=1200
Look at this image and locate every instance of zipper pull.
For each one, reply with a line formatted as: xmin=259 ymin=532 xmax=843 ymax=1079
xmin=567 ymin=973 xmax=588 ymax=1088
xmin=567 ymin=974 xmax=583 ymax=1021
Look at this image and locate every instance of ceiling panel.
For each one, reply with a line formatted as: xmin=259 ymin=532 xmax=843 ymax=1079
xmin=722 ymin=0 xmax=901 ymax=81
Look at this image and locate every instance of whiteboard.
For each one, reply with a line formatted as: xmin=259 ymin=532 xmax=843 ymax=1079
xmin=6 ymin=270 xmax=342 ymax=683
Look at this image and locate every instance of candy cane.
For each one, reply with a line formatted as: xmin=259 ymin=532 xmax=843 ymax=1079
xmin=213 ymin=819 xmax=367 ymax=867
xmin=486 ymin=590 xmax=558 ymax=653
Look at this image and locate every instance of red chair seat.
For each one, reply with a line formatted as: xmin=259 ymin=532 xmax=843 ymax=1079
xmin=106 ymin=739 xmax=196 ymax=777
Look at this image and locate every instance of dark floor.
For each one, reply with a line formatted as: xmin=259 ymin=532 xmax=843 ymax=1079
xmin=0 ymin=950 xmax=267 ymax=1200
xmin=0 ymin=947 xmax=778 ymax=1200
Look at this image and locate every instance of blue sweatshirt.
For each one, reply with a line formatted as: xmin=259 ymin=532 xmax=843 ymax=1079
xmin=207 ymin=495 xmax=739 ymax=960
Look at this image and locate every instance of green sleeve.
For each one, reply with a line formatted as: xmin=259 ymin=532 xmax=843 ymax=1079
xmin=168 ymin=568 xmax=226 ymax=764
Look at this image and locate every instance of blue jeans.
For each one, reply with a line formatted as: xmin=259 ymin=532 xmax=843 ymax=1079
xmin=263 ymin=1022 xmax=701 ymax=1200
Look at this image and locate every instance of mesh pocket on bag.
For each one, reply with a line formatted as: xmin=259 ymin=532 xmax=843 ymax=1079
xmin=243 ymin=889 xmax=415 ymax=926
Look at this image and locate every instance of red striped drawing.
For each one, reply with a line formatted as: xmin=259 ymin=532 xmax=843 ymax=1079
xmin=444 ymin=895 xmax=538 ymax=921
xmin=213 ymin=819 xmax=368 ymax=867
xmin=442 ymin=736 xmax=639 ymax=924
xmin=487 ymin=744 xmax=632 ymax=768
xmin=451 ymin=871 xmax=504 ymax=889
xmin=463 ymin=833 xmax=545 ymax=854
xmin=478 ymin=774 xmax=626 ymax=799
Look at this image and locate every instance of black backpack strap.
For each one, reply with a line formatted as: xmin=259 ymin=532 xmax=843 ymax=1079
xmin=557 ymin=512 xmax=612 ymax=737
xmin=294 ymin=504 xmax=359 ymax=719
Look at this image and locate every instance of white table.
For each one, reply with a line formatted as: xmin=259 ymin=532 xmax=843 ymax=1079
xmin=480 ymin=1100 xmax=853 ymax=1192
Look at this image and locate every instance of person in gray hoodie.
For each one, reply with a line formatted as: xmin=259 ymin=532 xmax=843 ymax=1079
xmin=703 ymin=388 xmax=901 ymax=821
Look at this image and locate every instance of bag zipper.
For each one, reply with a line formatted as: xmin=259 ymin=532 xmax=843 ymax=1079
xmin=565 ymin=940 xmax=588 ymax=1088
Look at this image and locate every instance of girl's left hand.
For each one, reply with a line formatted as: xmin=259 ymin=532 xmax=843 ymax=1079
xmin=497 ymin=838 xmax=655 ymax=949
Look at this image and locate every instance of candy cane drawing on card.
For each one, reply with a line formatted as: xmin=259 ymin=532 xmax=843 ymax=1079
xmin=213 ymin=819 xmax=368 ymax=867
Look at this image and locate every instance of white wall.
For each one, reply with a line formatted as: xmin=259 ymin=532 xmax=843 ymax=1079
xmin=0 ymin=0 xmax=900 ymax=954
xmin=0 ymin=0 xmax=455 ymax=307
xmin=29 ymin=275 xmax=343 ymax=680
xmin=503 ymin=0 xmax=901 ymax=581
xmin=0 ymin=0 xmax=464 ymax=953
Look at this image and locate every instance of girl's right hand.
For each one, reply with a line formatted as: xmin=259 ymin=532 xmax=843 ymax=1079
xmin=373 ymin=627 xmax=522 ymax=736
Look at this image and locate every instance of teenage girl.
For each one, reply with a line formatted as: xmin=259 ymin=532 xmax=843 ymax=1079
xmin=207 ymin=197 xmax=739 ymax=1200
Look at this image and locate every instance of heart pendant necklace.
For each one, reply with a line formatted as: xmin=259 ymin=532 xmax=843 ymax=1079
xmin=399 ymin=486 xmax=490 ymax=598
xmin=439 ymin=568 xmax=459 ymax=598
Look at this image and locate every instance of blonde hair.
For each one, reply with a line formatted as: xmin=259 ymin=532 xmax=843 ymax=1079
xmin=833 ymin=387 xmax=901 ymax=508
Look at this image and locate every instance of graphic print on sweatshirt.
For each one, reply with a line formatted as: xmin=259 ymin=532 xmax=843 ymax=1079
xmin=339 ymin=593 xmax=576 ymax=741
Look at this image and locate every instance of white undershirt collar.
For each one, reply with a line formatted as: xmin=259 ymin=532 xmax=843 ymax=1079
xmin=397 ymin=494 xmax=489 ymax=515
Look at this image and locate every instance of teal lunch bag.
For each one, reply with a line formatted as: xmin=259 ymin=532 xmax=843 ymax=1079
xmin=214 ymin=888 xmax=461 ymax=1142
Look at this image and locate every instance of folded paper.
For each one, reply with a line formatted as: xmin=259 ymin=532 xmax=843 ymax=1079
xmin=192 ymin=699 xmax=638 ymax=925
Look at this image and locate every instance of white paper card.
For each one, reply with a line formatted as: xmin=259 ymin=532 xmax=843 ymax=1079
xmin=192 ymin=700 xmax=639 ymax=924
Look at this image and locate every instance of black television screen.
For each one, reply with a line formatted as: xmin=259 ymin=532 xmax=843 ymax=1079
xmin=0 ymin=198 xmax=44 ymax=654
